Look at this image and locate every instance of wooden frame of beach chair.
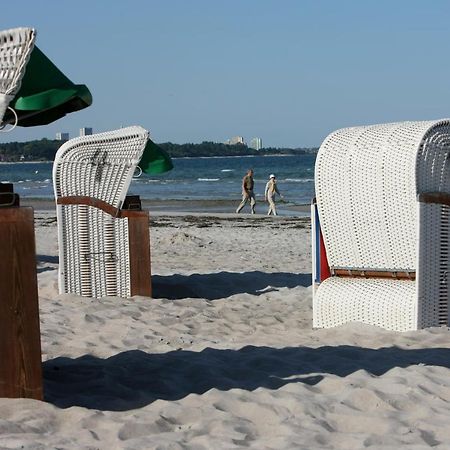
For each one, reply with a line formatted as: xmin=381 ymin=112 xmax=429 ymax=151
xmin=0 ymin=27 xmax=36 ymax=126
xmin=312 ymin=119 xmax=450 ymax=331
xmin=53 ymin=126 xmax=152 ymax=299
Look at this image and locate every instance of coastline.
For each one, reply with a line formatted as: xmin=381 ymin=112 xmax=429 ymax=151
xmin=0 ymin=153 xmax=317 ymax=163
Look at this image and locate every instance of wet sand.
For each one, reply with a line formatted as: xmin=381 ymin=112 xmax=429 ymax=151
xmin=21 ymin=197 xmax=311 ymax=216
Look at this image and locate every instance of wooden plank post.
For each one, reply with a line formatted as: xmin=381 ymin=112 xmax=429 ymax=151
xmin=0 ymin=185 xmax=43 ymax=400
xmin=128 ymin=210 xmax=152 ymax=297
xmin=122 ymin=195 xmax=152 ymax=297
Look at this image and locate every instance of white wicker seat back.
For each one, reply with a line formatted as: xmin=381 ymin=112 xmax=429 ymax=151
xmin=314 ymin=119 xmax=450 ymax=331
xmin=415 ymin=122 xmax=450 ymax=327
xmin=0 ymin=27 xmax=36 ymax=124
xmin=53 ymin=126 xmax=149 ymax=298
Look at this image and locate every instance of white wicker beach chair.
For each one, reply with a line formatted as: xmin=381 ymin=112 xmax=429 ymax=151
xmin=53 ymin=126 xmax=152 ymax=298
xmin=313 ymin=119 xmax=450 ymax=331
xmin=0 ymin=27 xmax=36 ymax=126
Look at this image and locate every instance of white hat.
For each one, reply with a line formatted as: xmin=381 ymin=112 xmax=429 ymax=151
xmin=269 ymin=174 xmax=275 ymax=178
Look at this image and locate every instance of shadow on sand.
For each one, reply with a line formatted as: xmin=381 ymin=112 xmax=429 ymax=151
xmin=152 ymin=271 xmax=311 ymax=300
xmin=44 ymin=345 xmax=450 ymax=411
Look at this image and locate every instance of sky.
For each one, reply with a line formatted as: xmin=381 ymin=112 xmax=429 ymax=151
xmin=1 ymin=0 xmax=450 ymax=148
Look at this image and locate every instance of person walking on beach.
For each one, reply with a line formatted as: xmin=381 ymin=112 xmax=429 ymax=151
xmin=265 ymin=174 xmax=283 ymax=216
xmin=236 ymin=169 xmax=256 ymax=214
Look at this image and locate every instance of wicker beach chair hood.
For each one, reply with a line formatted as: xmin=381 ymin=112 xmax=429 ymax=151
xmin=313 ymin=119 xmax=450 ymax=331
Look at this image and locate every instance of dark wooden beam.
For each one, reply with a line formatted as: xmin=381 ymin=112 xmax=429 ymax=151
xmin=128 ymin=211 xmax=152 ymax=297
xmin=0 ymin=207 xmax=43 ymax=399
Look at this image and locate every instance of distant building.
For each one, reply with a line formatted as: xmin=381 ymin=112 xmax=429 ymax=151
xmin=80 ymin=127 xmax=93 ymax=136
xmin=56 ymin=132 xmax=69 ymax=141
xmin=225 ymin=136 xmax=245 ymax=145
xmin=249 ymin=137 xmax=263 ymax=151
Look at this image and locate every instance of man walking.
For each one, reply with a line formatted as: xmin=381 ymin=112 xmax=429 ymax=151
xmin=236 ymin=169 xmax=256 ymax=214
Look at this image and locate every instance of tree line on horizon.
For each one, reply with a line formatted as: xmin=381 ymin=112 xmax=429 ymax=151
xmin=0 ymin=138 xmax=318 ymax=162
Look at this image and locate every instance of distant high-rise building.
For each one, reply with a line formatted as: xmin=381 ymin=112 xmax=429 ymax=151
xmin=56 ymin=132 xmax=69 ymax=141
xmin=225 ymin=136 xmax=245 ymax=145
xmin=80 ymin=127 xmax=93 ymax=136
xmin=249 ymin=137 xmax=263 ymax=151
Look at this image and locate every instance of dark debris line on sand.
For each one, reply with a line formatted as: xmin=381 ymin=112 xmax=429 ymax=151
xmin=150 ymin=216 xmax=310 ymax=229
xmin=35 ymin=213 xmax=310 ymax=229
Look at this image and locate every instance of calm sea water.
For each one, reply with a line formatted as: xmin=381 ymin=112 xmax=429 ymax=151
xmin=0 ymin=154 xmax=316 ymax=204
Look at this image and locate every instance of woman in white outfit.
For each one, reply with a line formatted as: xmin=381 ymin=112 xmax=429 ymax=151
xmin=265 ymin=174 xmax=283 ymax=216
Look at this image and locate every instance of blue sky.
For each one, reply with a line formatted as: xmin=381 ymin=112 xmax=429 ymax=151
xmin=1 ymin=0 xmax=450 ymax=147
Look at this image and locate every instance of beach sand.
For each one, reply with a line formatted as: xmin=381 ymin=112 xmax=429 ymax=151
xmin=2 ymin=208 xmax=450 ymax=449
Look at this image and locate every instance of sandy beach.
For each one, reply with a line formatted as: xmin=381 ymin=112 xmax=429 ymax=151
xmin=2 ymin=207 xmax=450 ymax=449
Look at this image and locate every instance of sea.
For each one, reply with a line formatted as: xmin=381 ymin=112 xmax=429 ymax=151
xmin=0 ymin=154 xmax=316 ymax=207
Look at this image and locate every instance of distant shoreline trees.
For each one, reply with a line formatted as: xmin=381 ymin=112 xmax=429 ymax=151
xmin=0 ymin=138 xmax=318 ymax=162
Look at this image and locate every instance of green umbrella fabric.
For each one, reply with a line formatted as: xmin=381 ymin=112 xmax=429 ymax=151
xmin=3 ymin=46 xmax=92 ymax=126
xmin=139 ymin=139 xmax=173 ymax=174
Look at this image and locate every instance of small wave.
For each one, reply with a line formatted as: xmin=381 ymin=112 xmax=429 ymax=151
xmin=135 ymin=179 xmax=177 ymax=183
xmin=198 ymin=178 xmax=220 ymax=182
xmin=221 ymin=169 xmax=234 ymax=172
xmin=284 ymin=178 xmax=314 ymax=183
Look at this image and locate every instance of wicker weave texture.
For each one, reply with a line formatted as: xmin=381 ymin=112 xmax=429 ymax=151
xmin=54 ymin=126 xmax=148 ymax=298
xmin=58 ymin=205 xmax=130 ymax=298
xmin=316 ymin=121 xmax=435 ymax=271
xmin=0 ymin=27 xmax=36 ymax=94
xmin=314 ymin=119 xmax=450 ymax=331
xmin=0 ymin=27 xmax=36 ymax=122
xmin=53 ymin=126 xmax=149 ymax=208
xmin=417 ymin=203 xmax=450 ymax=328
xmin=313 ymin=277 xmax=417 ymax=331
xmin=415 ymin=122 xmax=450 ymax=327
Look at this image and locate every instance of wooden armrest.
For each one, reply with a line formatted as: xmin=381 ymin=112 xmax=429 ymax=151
xmin=418 ymin=192 xmax=450 ymax=207
xmin=332 ymin=268 xmax=415 ymax=280
xmin=57 ymin=196 xmax=146 ymax=218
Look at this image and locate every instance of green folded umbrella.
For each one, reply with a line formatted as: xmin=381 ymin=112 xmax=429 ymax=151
xmin=139 ymin=139 xmax=173 ymax=174
xmin=2 ymin=46 xmax=92 ymax=126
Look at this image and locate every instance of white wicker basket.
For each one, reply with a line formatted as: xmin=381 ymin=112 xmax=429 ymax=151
xmin=53 ymin=126 xmax=149 ymax=298
xmin=0 ymin=27 xmax=36 ymax=125
xmin=313 ymin=119 xmax=450 ymax=331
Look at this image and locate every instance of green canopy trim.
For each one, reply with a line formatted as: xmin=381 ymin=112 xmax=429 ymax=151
xmin=139 ymin=139 xmax=173 ymax=174
xmin=3 ymin=46 xmax=92 ymax=127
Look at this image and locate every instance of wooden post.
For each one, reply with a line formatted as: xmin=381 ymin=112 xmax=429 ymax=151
xmin=128 ymin=210 xmax=152 ymax=297
xmin=0 ymin=205 xmax=43 ymax=400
